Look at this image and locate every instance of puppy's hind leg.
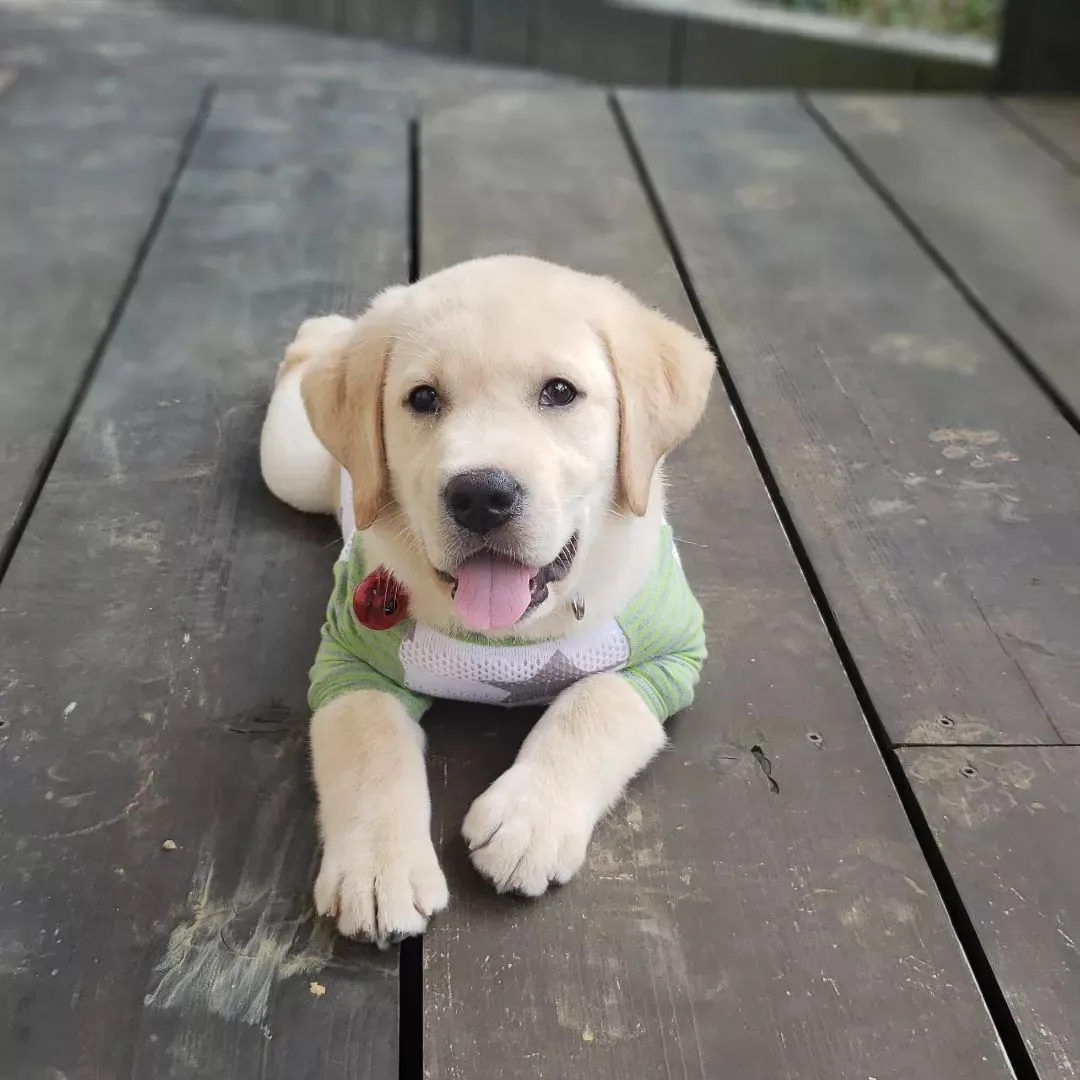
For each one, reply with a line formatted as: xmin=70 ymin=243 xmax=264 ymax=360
xmin=259 ymin=316 xmax=353 ymax=515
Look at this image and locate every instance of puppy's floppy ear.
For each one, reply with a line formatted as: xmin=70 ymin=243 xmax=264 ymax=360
xmin=301 ymin=286 xmax=407 ymax=530
xmin=277 ymin=314 xmax=355 ymax=385
xmin=597 ymin=288 xmax=716 ymax=516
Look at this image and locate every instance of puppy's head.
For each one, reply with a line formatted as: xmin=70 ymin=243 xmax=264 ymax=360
xmin=302 ymin=256 xmax=713 ymax=633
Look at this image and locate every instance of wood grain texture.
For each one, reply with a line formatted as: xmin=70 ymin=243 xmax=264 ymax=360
xmin=1002 ymin=98 xmax=1080 ymax=171
xmin=0 ymin=72 xmax=203 ymax=563
xmin=810 ymin=96 xmax=1080 ymax=421
xmin=900 ymin=746 xmax=1080 ymax=1079
xmin=622 ymin=90 xmax=1079 ymax=747
xmin=0 ymin=85 xmax=409 ymax=1080
xmin=419 ymin=90 xmax=1012 ymax=1080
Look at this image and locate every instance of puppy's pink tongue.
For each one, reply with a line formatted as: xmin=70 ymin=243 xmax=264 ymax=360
xmin=453 ymin=554 xmax=537 ymax=631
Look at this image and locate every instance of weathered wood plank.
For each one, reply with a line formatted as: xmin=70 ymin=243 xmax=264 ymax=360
xmin=800 ymin=94 xmax=1080 ymax=744
xmin=0 ymin=85 xmax=409 ymax=1079
xmin=420 ymin=90 xmax=1012 ymax=1080
xmin=0 ymin=2 xmax=574 ymax=109
xmin=622 ymin=90 xmax=1078 ymax=747
xmin=1002 ymin=98 xmax=1080 ymax=171
xmin=0 ymin=72 xmax=203 ymax=566
xmin=900 ymin=746 xmax=1080 ymax=1079
xmin=810 ymin=96 xmax=1080 ymax=423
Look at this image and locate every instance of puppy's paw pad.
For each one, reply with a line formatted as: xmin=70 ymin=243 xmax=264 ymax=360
xmin=463 ymin=763 xmax=594 ymax=897
xmin=314 ymin=835 xmax=448 ymax=943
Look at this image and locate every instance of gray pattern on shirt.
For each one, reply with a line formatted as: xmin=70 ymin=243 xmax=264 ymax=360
xmin=486 ymin=649 xmax=595 ymax=706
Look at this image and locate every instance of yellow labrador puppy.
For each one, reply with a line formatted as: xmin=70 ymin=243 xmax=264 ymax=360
xmin=260 ymin=255 xmax=714 ymax=943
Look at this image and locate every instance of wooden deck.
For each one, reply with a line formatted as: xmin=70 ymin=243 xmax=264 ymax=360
xmin=1 ymin=10 xmax=1080 ymax=1080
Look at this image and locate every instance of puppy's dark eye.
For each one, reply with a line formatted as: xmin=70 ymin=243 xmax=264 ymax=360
xmin=407 ymin=385 xmax=440 ymax=414
xmin=539 ymin=379 xmax=578 ymax=408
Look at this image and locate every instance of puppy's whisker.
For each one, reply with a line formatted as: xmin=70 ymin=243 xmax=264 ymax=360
xmin=369 ymin=499 xmax=398 ymax=524
xmin=395 ymin=530 xmax=425 ymax=561
xmin=384 ymin=510 xmax=420 ymax=547
xmin=397 ymin=325 xmax=440 ymax=350
xmin=346 ymin=331 xmax=396 ymax=352
xmin=381 ymin=511 xmax=427 ymax=563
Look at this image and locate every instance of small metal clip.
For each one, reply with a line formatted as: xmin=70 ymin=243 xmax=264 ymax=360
xmin=571 ymin=594 xmax=586 ymax=621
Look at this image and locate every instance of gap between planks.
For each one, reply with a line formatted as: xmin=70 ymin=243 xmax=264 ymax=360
xmin=992 ymin=97 xmax=1080 ymax=178
xmin=899 ymin=742 xmax=1080 ymax=749
xmin=798 ymin=90 xmax=1080 ymax=454
xmin=0 ymin=85 xmax=214 ymax=587
xmin=399 ymin=113 xmax=424 ymax=1080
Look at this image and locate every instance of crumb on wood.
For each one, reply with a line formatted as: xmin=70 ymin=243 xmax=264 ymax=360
xmin=161 ymin=839 xmax=177 ymax=851
xmin=309 ymin=981 xmax=327 ymax=998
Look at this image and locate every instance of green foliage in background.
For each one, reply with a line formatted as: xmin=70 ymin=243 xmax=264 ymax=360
xmin=778 ymin=0 xmax=1001 ymax=37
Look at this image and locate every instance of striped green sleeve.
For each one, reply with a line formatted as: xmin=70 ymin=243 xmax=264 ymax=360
xmin=616 ymin=527 xmax=707 ymax=721
xmin=308 ymin=544 xmax=431 ymax=721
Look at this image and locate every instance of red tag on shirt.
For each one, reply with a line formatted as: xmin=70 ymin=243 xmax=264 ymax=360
xmin=352 ymin=567 xmax=410 ymax=630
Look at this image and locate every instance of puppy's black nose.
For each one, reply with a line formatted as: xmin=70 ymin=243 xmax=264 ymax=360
xmin=444 ymin=469 xmax=523 ymax=534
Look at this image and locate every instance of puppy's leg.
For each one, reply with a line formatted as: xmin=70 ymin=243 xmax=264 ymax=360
xmin=312 ymin=690 xmax=449 ymax=942
xmin=463 ymin=673 xmax=665 ymax=896
xmin=259 ymin=315 xmax=353 ymax=514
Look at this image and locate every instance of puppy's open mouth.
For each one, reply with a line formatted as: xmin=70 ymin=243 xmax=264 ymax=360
xmin=439 ymin=534 xmax=578 ymax=632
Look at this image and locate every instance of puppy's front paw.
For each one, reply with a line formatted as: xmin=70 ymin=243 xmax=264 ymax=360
xmin=463 ymin=762 xmax=596 ymax=897
xmin=314 ymin=829 xmax=449 ymax=944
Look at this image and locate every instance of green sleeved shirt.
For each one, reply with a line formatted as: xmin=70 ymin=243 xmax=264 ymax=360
xmin=308 ymin=524 xmax=706 ymax=722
